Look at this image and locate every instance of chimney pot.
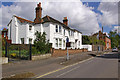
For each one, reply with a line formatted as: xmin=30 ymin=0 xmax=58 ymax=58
xmin=64 ymin=17 xmax=67 ymax=20
xmin=37 ymin=2 xmax=41 ymax=7
xmin=63 ymin=17 xmax=68 ymax=26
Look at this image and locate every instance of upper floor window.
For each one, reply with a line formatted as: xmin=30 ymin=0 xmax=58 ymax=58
xmin=69 ymin=30 xmax=74 ymax=36
xmin=59 ymin=26 xmax=62 ymax=33
xmin=29 ymin=25 xmax=32 ymax=30
xmin=21 ymin=38 xmax=24 ymax=44
xmin=71 ymin=31 xmax=74 ymax=36
xmin=55 ymin=25 xmax=62 ymax=33
xmin=64 ymin=29 xmax=65 ymax=35
xmin=69 ymin=30 xmax=70 ymax=36
xmin=56 ymin=25 xmax=58 ymax=33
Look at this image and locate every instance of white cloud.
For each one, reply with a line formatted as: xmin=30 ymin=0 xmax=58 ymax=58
xmin=112 ymin=26 xmax=120 ymax=33
xmin=98 ymin=2 xmax=118 ymax=27
xmin=1 ymin=1 xmax=100 ymax=34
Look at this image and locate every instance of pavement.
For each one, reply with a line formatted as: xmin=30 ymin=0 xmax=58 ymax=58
xmin=2 ymin=51 xmax=115 ymax=79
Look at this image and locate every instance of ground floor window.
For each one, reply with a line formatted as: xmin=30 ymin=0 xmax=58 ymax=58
xmin=59 ymin=39 xmax=62 ymax=47
xmin=79 ymin=41 xmax=80 ymax=46
xmin=21 ymin=38 xmax=24 ymax=44
xmin=55 ymin=38 xmax=58 ymax=47
xmin=29 ymin=38 xmax=32 ymax=44
xmin=63 ymin=40 xmax=65 ymax=47
xmin=71 ymin=42 xmax=74 ymax=48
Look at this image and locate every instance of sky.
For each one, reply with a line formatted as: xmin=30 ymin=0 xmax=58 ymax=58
xmin=0 ymin=0 xmax=119 ymax=35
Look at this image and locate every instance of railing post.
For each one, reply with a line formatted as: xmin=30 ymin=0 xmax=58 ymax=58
xmin=19 ymin=46 xmax=21 ymax=60
xmin=5 ymin=39 xmax=7 ymax=57
xmin=29 ymin=44 xmax=32 ymax=60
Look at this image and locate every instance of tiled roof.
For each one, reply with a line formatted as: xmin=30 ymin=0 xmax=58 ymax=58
xmin=8 ymin=15 xmax=82 ymax=34
xmin=14 ymin=15 xmax=34 ymax=24
xmin=42 ymin=15 xmax=70 ymax=29
xmin=42 ymin=15 xmax=82 ymax=33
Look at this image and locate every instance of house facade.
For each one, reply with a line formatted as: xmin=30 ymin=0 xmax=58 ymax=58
xmin=7 ymin=2 xmax=82 ymax=50
xmin=92 ymin=30 xmax=111 ymax=50
xmin=1 ymin=28 xmax=11 ymax=44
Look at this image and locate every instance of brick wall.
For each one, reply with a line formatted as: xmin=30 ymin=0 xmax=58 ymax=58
xmin=52 ymin=48 xmax=88 ymax=57
xmin=92 ymin=45 xmax=105 ymax=51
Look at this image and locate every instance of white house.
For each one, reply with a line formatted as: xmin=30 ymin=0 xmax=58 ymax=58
xmin=7 ymin=2 xmax=84 ymax=50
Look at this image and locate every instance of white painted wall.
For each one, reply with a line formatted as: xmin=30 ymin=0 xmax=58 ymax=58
xmin=8 ymin=16 xmax=83 ymax=50
xmin=82 ymin=45 xmax=92 ymax=51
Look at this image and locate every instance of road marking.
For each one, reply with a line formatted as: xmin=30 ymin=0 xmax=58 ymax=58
xmin=56 ymin=66 xmax=80 ymax=77
xmin=36 ymin=57 xmax=94 ymax=78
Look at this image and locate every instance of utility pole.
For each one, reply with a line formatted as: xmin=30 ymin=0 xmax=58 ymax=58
xmin=102 ymin=26 xmax=104 ymax=51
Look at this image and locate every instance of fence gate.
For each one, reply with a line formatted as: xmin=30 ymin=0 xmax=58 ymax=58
xmin=6 ymin=43 xmax=31 ymax=62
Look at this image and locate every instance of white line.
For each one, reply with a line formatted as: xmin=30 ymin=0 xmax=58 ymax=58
xmin=36 ymin=57 xmax=94 ymax=78
xmin=56 ymin=66 xmax=80 ymax=78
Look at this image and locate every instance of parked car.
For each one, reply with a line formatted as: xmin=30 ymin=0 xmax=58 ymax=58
xmin=112 ymin=48 xmax=118 ymax=52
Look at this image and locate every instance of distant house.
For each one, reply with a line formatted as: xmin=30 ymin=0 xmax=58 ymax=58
xmin=92 ymin=30 xmax=111 ymax=50
xmin=1 ymin=28 xmax=11 ymax=44
xmin=7 ymin=2 xmax=83 ymax=50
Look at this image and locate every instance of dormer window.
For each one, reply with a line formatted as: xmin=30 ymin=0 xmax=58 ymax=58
xmin=29 ymin=25 xmax=32 ymax=30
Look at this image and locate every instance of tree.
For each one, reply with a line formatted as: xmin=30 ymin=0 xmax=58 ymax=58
xmin=82 ymin=35 xmax=90 ymax=44
xmin=82 ymin=35 xmax=105 ymax=45
xmin=109 ymin=31 xmax=120 ymax=48
xmin=34 ymin=31 xmax=51 ymax=54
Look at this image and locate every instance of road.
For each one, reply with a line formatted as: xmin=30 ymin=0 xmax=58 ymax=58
xmin=36 ymin=52 xmax=119 ymax=79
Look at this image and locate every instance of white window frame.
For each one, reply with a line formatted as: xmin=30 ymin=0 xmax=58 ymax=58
xmin=21 ymin=38 xmax=24 ymax=44
xmin=55 ymin=38 xmax=58 ymax=47
xmin=29 ymin=25 xmax=32 ymax=31
xmin=59 ymin=38 xmax=62 ymax=48
xmin=29 ymin=38 xmax=32 ymax=44
xmin=56 ymin=25 xmax=58 ymax=33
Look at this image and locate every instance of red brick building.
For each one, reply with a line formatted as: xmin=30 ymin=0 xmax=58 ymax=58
xmin=2 ymin=28 xmax=11 ymax=44
xmin=92 ymin=30 xmax=111 ymax=50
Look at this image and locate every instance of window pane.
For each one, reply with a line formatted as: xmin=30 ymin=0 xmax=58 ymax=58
xmin=63 ymin=40 xmax=65 ymax=47
xmin=56 ymin=25 xmax=58 ymax=32
xmin=21 ymin=38 xmax=24 ymax=44
xmin=29 ymin=25 xmax=32 ymax=30
xmin=59 ymin=39 xmax=62 ymax=47
xmin=64 ymin=29 xmax=65 ymax=35
xmin=59 ymin=26 xmax=61 ymax=33
xmin=29 ymin=38 xmax=32 ymax=44
xmin=56 ymin=38 xmax=58 ymax=47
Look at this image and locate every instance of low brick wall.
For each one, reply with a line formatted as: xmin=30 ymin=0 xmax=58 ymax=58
xmin=32 ymin=54 xmax=51 ymax=60
xmin=52 ymin=48 xmax=88 ymax=57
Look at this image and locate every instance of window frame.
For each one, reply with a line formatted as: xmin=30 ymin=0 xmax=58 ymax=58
xmin=59 ymin=38 xmax=62 ymax=47
xmin=21 ymin=38 xmax=24 ymax=44
xmin=29 ymin=38 xmax=32 ymax=44
xmin=56 ymin=25 xmax=58 ymax=33
xmin=29 ymin=25 xmax=32 ymax=31
xmin=55 ymin=38 xmax=58 ymax=47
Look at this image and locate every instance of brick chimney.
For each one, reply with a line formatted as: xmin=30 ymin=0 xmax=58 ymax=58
xmin=34 ymin=2 xmax=43 ymax=23
xmin=63 ymin=17 xmax=68 ymax=26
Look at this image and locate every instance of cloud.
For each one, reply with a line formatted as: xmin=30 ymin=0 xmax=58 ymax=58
xmin=97 ymin=2 xmax=118 ymax=27
xmin=112 ymin=26 xmax=120 ymax=33
xmin=1 ymin=1 xmax=100 ymax=34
